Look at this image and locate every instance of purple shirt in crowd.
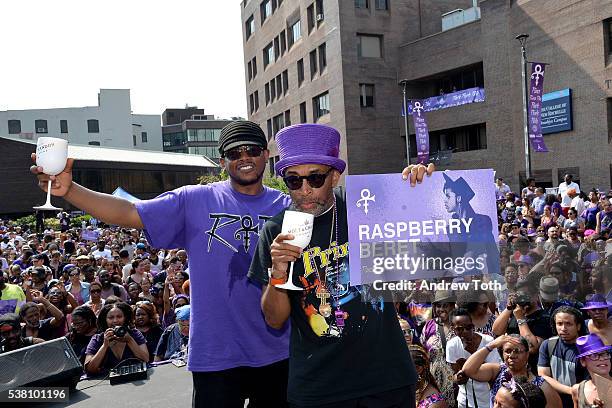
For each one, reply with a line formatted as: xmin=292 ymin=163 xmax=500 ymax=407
xmin=135 ymin=181 xmax=291 ymax=372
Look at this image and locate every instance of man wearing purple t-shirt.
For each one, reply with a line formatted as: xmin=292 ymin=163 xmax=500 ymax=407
xmin=31 ymin=121 xmax=292 ymax=407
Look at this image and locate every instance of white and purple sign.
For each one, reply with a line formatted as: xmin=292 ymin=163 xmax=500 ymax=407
xmin=81 ymin=230 xmax=99 ymax=242
xmin=528 ymin=62 xmax=549 ymax=152
xmin=411 ymin=99 xmax=430 ymax=164
xmin=403 ymin=87 xmax=486 ymax=115
xmin=346 ymin=170 xmax=499 ymax=286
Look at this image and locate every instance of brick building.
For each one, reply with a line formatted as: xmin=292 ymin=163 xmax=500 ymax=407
xmin=241 ymin=0 xmax=612 ymax=191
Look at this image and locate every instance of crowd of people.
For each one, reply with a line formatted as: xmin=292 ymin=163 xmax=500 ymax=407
xmin=0 ymin=120 xmax=611 ymax=408
xmin=0 ymin=226 xmax=192 ymax=374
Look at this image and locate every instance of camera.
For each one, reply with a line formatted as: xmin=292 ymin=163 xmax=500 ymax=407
xmin=112 ymin=326 xmax=127 ymax=337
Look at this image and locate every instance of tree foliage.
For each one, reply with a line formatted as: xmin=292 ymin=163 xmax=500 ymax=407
xmin=197 ymin=171 xmax=288 ymax=194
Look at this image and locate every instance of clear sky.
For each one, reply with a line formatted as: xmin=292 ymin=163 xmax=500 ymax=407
xmin=0 ymin=0 xmax=247 ymax=120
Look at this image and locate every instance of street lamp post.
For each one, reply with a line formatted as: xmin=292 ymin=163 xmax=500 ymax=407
xmin=516 ymin=33 xmax=531 ymax=180
xmin=399 ymin=79 xmax=411 ymax=166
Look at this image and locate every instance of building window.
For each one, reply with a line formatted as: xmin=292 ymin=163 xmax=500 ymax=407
xmin=245 ymin=15 xmax=255 ymax=40
xmin=307 ymin=4 xmax=315 ymax=34
xmin=318 ymin=42 xmax=327 ymax=73
xmin=265 ymin=83 xmax=271 ymax=105
xmin=289 ymin=19 xmax=301 ymax=47
xmin=254 ymin=91 xmax=260 ymax=112
xmin=88 ymin=141 xmax=101 ymax=146
xmin=300 ymin=102 xmax=307 ymax=123
xmin=263 ymin=42 xmax=275 ymax=67
xmin=605 ymin=18 xmax=612 ymax=57
xmin=35 ymin=119 xmax=48 ymax=134
xmin=358 ymin=34 xmax=382 ymax=58
xmin=250 ymin=93 xmax=255 ymax=114
xmin=276 ymin=73 xmax=282 ymax=96
xmin=60 ymin=120 xmax=68 ymax=133
xmin=248 ymin=60 xmax=253 ymax=81
xmin=313 ymin=91 xmax=330 ymax=121
xmin=408 ymin=123 xmax=487 ymax=158
xmin=360 ymin=84 xmax=375 ymax=107
xmin=273 ymin=113 xmax=285 ymax=136
xmin=310 ymin=49 xmax=318 ymax=79
xmin=261 ymin=0 xmax=272 ymax=23
xmin=274 ymin=36 xmax=281 ymax=60
xmin=251 ymin=57 xmax=257 ymax=79
xmin=280 ymin=30 xmax=287 ymax=55
xmin=267 ymin=118 xmax=273 ymax=139
xmin=355 ymin=0 xmax=369 ymax=9
xmin=557 ymin=167 xmax=580 ymax=186
xmin=271 ymin=78 xmax=277 ymax=101
xmin=282 ymin=70 xmax=289 ymax=95
xmin=133 ymin=134 xmax=137 ymax=146
xmin=8 ymin=119 xmax=21 ymax=134
xmin=315 ymin=0 xmax=324 ymax=25
xmin=87 ymin=119 xmax=99 ymax=133
xmin=297 ymin=58 xmax=305 ymax=86
xmin=375 ymin=0 xmax=388 ymax=10
xmin=607 ymin=98 xmax=612 ymax=143
xmin=141 ymin=132 xmax=148 ymax=143
xmin=284 ymin=110 xmax=291 ymax=127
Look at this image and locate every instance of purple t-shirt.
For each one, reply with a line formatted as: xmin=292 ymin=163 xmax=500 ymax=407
xmin=135 ymin=181 xmax=291 ymax=372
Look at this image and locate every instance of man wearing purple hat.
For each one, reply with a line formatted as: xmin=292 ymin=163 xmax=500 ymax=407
xmin=582 ymin=294 xmax=612 ymax=345
xmin=249 ymin=123 xmax=432 ymax=407
xmin=571 ymin=334 xmax=611 ymax=408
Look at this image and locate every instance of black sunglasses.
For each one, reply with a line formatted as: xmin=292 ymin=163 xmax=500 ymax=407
xmin=283 ymin=169 xmax=333 ymax=190
xmin=223 ymin=145 xmax=263 ymax=161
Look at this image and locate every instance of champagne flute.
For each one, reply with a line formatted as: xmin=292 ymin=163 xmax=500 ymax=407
xmin=275 ymin=210 xmax=314 ymax=291
xmin=34 ymin=137 xmax=69 ymax=211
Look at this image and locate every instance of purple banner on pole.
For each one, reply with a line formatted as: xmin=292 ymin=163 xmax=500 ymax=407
xmin=346 ymin=170 xmax=500 ymax=286
xmin=528 ymin=62 xmax=549 ymax=152
xmin=411 ymin=100 xmax=430 ymax=164
xmin=403 ymin=87 xmax=485 ymax=116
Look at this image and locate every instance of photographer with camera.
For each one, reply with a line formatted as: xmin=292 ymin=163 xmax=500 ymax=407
xmin=84 ymin=302 xmax=148 ymax=375
xmin=493 ymin=276 xmax=552 ymax=374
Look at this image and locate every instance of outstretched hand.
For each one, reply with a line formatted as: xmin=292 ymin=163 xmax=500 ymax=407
xmin=401 ymin=163 xmax=435 ymax=187
xmin=30 ymin=153 xmax=75 ymax=197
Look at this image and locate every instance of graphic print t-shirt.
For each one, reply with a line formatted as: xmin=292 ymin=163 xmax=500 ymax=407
xmin=135 ymin=181 xmax=291 ymax=372
xmin=249 ymin=189 xmax=416 ymax=406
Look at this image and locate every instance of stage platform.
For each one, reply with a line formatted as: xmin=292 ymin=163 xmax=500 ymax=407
xmin=48 ymin=363 xmax=192 ymax=407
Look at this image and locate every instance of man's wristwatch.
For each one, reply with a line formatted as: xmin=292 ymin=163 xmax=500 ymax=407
xmin=268 ymin=268 xmax=286 ymax=286
xmin=517 ymin=319 xmax=527 ymax=326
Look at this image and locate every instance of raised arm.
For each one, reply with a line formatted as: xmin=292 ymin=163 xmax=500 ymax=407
xmin=31 ymin=155 xmax=143 ymax=229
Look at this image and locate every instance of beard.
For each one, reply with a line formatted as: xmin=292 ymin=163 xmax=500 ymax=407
xmin=291 ymin=195 xmax=334 ymax=216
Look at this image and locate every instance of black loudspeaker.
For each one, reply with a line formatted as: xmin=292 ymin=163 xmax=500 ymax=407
xmin=0 ymin=337 xmax=83 ymax=392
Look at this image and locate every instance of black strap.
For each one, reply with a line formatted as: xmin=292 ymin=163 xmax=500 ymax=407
xmin=438 ymin=323 xmax=447 ymax=358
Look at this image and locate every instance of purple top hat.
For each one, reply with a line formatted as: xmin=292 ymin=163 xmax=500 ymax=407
xmin=274 ymin=124 xmax=346 ymax=177
xmin=576 ymin=334 xmax=612 ymax=358
xmin=581 ymin=293 xmax=611 ymax=310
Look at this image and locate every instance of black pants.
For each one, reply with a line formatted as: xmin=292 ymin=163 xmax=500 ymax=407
xmin=289 ymin=384 xmax=416 ymax=408
xmin=192 ymin=359 xmax=289 ymax=408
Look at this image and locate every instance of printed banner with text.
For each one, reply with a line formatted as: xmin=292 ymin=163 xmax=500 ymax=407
xmin=346 ymin=170 xmax=500 ymax=293
xmin=528 ymin=62 xmax=549 ymax=152
xmin=411 ymin=100 xmax=430 ymax=164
